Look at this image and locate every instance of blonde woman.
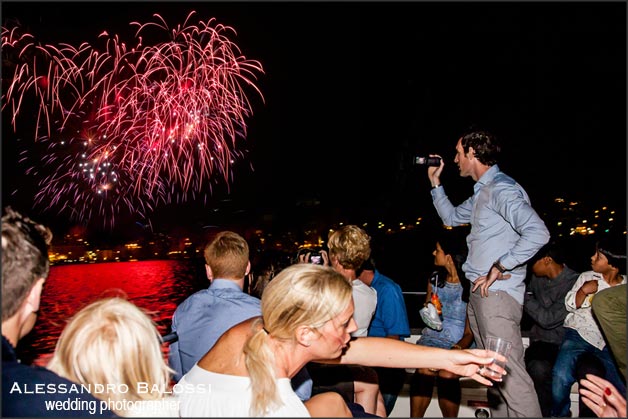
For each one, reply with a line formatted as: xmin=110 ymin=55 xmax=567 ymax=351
xmin=176 ymin=263 xmax=504 ymax=417
xmin=48 ymin=298 xmax=179 ymax=417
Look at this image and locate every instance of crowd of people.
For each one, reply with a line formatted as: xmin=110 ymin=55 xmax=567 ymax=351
xmin=2 ymin=128 xmax=626 ymax=418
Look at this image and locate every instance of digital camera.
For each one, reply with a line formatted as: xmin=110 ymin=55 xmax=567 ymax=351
xmin=414 ymin=156 xmax=441 ymax=167
xmin=309 ymin=252 xmax=323 ymax=265
xmin=295 ymin=247 xmax=325 ymax=265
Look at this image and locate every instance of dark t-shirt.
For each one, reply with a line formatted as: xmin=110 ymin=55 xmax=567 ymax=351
xmin=2 ymin=336 xmax=116 ymax=417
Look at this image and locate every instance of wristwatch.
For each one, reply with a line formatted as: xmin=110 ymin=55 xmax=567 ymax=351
xmin=492 ymin=260 xmax=507 ymax=273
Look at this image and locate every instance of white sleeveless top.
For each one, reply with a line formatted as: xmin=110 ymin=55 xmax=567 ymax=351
xmin=176 ymin=364 xmax=311 ymax=417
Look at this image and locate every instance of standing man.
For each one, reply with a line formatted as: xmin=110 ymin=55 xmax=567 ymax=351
xmin=427 ymin=129 xmax=550 ymax=417
xmin=523 ymin=242 xmax=579 ymax=417
xmin=2 ymin=208 xmax=114 ymax=417
xmin=358 ymin=257 xmax=411 ymax=415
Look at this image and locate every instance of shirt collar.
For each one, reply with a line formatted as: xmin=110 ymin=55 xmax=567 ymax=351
xmin=474 ymin=164 xmax=500 ymax=193
xmin=209 ymin=278 xmax=243 ymax=291
xmin=372 ymin=270 xmax=382 ymax=284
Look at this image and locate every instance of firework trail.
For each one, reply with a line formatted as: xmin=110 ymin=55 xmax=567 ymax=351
xmin=2 ymin=11 xmax=264 ymax=227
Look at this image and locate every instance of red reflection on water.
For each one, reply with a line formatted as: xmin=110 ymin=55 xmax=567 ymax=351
xmin=18 ymin=260 xmax=205 ymax=366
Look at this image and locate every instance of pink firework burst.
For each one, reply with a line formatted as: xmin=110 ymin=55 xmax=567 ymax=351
xmin=2 ymin=11 xmax=264 ymax=227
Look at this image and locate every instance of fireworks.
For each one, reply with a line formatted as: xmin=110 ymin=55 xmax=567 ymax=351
xmin=2 ymin=11 xmax=264 ymax=227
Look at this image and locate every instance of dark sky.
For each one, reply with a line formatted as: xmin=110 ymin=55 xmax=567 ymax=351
xmin=1 ymin=1 xmax=626 ymax=235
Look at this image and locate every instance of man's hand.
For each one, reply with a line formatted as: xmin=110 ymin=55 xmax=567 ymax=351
xmin=320 ymin=249 xmax=330 ymax=266
xmin=471 ymin=265 xmax=511 ymax=297
xmin=427 ymin=154 xmax=444 ymax=187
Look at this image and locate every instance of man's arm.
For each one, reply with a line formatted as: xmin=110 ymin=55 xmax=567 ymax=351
xmin=167 ymin=339 xmax=183 ymax=382
xmin=565 ymin=273 xmax=592 ymax=312
xmin=432 ymin=188 xmax=475 ymax=227
xmin=524 ymin=297 xmax=570 ymax=330
xmin=427 ymin=154 xmax=473 ymax=226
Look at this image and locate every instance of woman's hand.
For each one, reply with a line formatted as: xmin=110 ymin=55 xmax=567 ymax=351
xmin=441 ymin=348 xmax=507 ymax=386
xmin=579 ymin=373 xmax=627 ymax=418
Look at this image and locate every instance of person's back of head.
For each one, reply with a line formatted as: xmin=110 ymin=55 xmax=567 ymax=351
xmin=355 ymin=256 xmax=376 ymax=279
xmin=1 ymin=207 xmax=52 ymax=343
xmin=436 ymin=227 xmax=469 ymax=269
xmin=243 ymin=264 xmax=353 ymax=416
xmin=460 ymin=129 xmax=501 ymax=166
xmin=204 ymin=231 xmax=249 ymax=279
xmin=528 ymin=241 xmax=568 ymax=267
xmin=48 ymin=297 xmax=173 ymax=413
xmin=327 ymin=225 xmax=371 ymax=270
xmin=250 ymin=252 xmax=277 ymax=298
xmin=435 ymin=226 xmax=470 ymax=301
xmin=595 ymin=234 xmax=627 ymax=275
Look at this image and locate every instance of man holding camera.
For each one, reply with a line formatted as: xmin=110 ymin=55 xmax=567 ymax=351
xmin=426 ymin=129 xmax=550 ymax=417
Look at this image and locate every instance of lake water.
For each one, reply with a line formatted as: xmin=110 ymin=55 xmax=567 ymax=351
xmin=17 ymin=257 xmax=428 ymax=367
xmin=17 ymin=259 xmax=208 ymax=366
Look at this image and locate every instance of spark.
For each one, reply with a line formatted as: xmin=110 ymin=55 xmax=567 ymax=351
xmin=2 ymin=11 xmax=264 ymax=227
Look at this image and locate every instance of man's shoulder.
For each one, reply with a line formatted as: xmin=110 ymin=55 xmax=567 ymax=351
xmin=173 ymin=287 xmax=260 ymax=322
xmin=561 ymin=267 xmax=581 ymax=283
xmin=2 ymin=360 xmax=104 ymax=397
xmin=353 ymin=280 xmax=378 ymax=298
xmin=174 ymin=288 xmax=213 ymax=310
xmin=3 ymin=360 xmax=72 ymax=384
xmin=354 ymin=279 xmax=376 ymax=290
xmin=489 ymin=171 xmax=523 ymax=192
xmin=2 ymin=362 xmax=114 ymax=417
xmin=178 ymin=286 xmax=258 ymax=306
xmin=373 ymin=274 xmax=403 ymax=294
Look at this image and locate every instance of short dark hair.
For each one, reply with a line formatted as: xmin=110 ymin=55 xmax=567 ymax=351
xmin=2 ymin=208 xmax=52 ymax=321
xmin=356 ymin=257 xmax=376 ymax=277
xmin=460 ymin=129 xmax=501 ymax=166
xmin=596 ymin=235 xmax=627 ymax=275
xmin=528 ymin=241 xmax=568 ymax=266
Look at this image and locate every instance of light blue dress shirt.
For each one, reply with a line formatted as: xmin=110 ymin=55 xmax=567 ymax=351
xmin=169 ymin=279 xmax=262 ymax=381
xmin=431 ymin=165 xmax=550 ymax=304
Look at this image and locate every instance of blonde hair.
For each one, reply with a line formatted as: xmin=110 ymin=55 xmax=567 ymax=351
xmin=327 ymin=224 xmax=371 ymax=270
xmin=243 ymin=264 xmax=352 ymax=416
xmin=48 ymin=298 xmax=173 ymax=416
xmin=203 ymin=231 xmax=249 ymax=278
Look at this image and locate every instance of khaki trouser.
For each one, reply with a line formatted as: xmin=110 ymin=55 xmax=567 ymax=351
xmin=468 ymin=290 xmax=542 ymax=417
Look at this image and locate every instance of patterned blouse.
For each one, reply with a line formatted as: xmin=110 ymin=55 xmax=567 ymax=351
xmin=564 ymin=270 xmax=627 ymax=349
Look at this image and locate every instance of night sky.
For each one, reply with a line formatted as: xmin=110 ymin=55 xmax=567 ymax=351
xmin=1 ymin=1 xmax=626 ymax=236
